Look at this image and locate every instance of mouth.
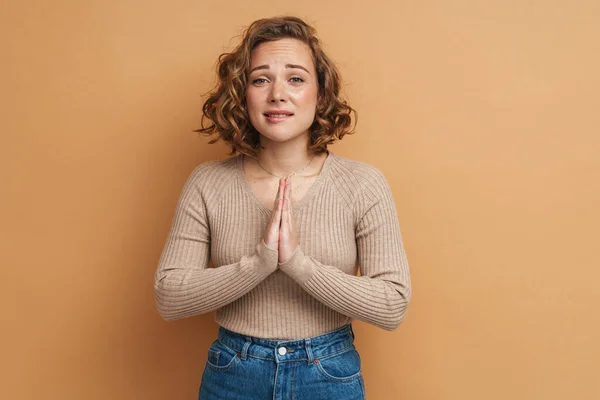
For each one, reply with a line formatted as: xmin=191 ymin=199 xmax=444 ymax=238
xmin=264 ymin=112 xmax=294 ymax=123
xmin=264 ymin=112 xmax=294 ymax=117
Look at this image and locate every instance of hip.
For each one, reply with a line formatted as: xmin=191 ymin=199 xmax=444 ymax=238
xmin=199 ymin=324 xmax=365 ymax=400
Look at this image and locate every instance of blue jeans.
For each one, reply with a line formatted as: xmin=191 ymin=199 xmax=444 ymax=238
xmin=199 ymin=324 xmax=365 ymax=400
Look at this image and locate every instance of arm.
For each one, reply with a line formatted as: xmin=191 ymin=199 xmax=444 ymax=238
xmin=278 ymin=168 xmax=411 ymax=330
xmin=154 ymin=166 xmax=278 ymax=321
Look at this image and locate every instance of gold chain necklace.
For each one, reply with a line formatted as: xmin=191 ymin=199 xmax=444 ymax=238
xmin=255 ymin=154 xmax=316 ymax=179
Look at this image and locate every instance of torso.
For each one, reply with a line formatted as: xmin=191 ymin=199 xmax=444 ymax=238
xmin=197 ymin=151 xmax=374 ymax=338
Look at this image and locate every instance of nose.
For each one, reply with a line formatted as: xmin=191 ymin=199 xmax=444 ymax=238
xmin=268 ymin=80 xmax=287 ymax=103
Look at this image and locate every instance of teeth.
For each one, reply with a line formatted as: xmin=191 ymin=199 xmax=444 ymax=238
xmin=266 ymin=114 xmax=291 ymax=117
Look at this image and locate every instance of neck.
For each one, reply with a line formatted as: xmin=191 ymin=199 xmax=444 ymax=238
xmin=256 ymin=135 xmax=316 ymax=178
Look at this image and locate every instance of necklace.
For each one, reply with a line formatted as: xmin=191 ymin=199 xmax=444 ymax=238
xmin=255 ymin=154 xmax=316 ymax=179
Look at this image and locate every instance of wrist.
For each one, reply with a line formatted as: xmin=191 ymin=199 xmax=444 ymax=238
xmin=278 ymin=247 xmax=314 ymax=284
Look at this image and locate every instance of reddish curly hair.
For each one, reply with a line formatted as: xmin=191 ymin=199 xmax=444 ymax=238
xmin=196 ymin=16 xmax=356 ymax=157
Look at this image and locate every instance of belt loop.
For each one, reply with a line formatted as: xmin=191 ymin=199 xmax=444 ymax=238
xmin=241 ymin=341 xmax=251 ymax=361
xmin=349 ymin=324 xmax=355 ymax=340
xmin=305 ymin=338 xmax=315 ymax=365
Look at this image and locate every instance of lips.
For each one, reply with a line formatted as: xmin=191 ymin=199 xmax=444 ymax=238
xmin=263 ymin=111 xmax=294 ymax=123
xmin=264 ymin=112 xmax=294 ymax=117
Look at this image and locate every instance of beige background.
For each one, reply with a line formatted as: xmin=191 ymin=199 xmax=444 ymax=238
xmin=1 ymin=0 xmax=599 ymax=399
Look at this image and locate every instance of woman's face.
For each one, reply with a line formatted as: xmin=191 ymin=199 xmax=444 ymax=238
xmin=246 ymin=38 xmax=319 ymax=145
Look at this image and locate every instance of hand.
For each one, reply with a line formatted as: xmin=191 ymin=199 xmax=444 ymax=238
xmin=278 ymin=177 xmax=299 ymax=263
xmin=263 ymin=178 xmax=285 ymax=250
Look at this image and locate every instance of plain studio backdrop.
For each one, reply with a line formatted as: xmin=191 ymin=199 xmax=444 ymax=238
xmin=1 ymin=1 xmax=599 ymax=399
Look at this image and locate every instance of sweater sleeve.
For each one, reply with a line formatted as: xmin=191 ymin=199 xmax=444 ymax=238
xmin=278 ymin=167 xmax=411 ymax=331
xmin=154 ymin=166 xmax=279 ymax=321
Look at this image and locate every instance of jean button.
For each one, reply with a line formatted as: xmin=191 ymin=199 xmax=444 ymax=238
xmin=278 ymin=347 xmax=287 ymax=356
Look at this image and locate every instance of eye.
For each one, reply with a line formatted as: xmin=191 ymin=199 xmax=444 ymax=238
xmin=252 ymin=77 xmax=269 ymax=85
xmin=289 ymin=77 xmax=305 ymax=83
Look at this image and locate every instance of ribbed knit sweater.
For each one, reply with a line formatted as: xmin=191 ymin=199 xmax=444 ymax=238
xmin=154 ymin=151 xmax=411 ymax=339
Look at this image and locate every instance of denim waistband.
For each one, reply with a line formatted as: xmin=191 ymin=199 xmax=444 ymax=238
xmin=217 ymin=324 xmax=355 ymax=364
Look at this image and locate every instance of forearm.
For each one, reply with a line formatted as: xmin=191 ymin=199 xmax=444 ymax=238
xmin=278 ymin=248 xmax=411 ymax=330
xmin=155 ymin=241 xmax=278 ymax=320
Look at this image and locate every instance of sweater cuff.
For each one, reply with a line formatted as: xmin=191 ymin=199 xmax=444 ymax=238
xmin=278 ymin=247 xmax=314 ymax=284
xmin=253 ymin=239 xmax=279 ymax=278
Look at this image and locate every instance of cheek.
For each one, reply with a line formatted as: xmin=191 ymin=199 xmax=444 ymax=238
xmin=246 ymin=86 xmax=264 ymax=104
xmin=245 ymin=90 xmax=254 ymax=111
xmin=292 ymin=88 xmax=318 ymax=111
xmin=245 ymin=88 xmax=261 ymax=112
xmin=245 ymin=91 xmax=260 ymax=127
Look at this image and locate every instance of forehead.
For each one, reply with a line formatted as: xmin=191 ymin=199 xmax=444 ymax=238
xmin=250 ymin=38 xmax=314 ymax=70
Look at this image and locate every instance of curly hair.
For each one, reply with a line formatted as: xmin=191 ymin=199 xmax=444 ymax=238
xmin=196 ymin=16 xmax=356 ymax=157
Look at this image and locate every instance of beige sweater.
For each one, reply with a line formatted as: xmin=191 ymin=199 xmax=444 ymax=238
xmin=154 ymin=151 xmax=411 ymax=339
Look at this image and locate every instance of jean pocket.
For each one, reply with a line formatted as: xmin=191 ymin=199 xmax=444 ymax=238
xmin=205 ymin=340 xmax=239 ymax=371
xmin=314 ymin=346 xmax=362 ymax=382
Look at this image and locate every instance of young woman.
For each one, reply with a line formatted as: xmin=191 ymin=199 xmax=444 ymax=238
xmin=154 ymin=16 xmax=411 ymax=400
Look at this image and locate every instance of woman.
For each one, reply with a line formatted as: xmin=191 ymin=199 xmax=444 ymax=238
xmin=154 ymin=16 xmax=411 ymax=400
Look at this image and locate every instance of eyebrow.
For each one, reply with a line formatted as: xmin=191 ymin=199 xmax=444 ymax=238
xmin=249 ymin=64 xmax=311 ymax=74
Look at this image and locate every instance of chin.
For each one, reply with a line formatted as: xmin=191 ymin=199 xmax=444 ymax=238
xmin=257 ymin=128 xmax=311 ymax=144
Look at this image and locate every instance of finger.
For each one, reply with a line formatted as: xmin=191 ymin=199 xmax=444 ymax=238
xmin=271 ymin=178 xmax=284 ymax=211
xmin=284 ymin=177 xmax=291 ymax=199
xmin=273 ymin=186 xmax=284 ymax=227
xmin=270 ymin=179 xmax=284 ymax=223
xmin=281 ymin=191 xmax=289 ymax=233
xmin=284 ymin=177 xmax=292 ymax=226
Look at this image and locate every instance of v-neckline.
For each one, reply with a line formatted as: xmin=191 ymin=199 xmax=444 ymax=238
xmin=236 ymin=151 xmax=334 ymax=216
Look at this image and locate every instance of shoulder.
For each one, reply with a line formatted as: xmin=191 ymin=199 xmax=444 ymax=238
xmin=328 ymin=153 xmax=394 ymax=214
xmin=182 ymin=155 xmax=240 ymax=201
xmin=329 ymin=152 xmax=390 ymax=191
xmin=187 ymin=155 xmax=239 ymax=183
